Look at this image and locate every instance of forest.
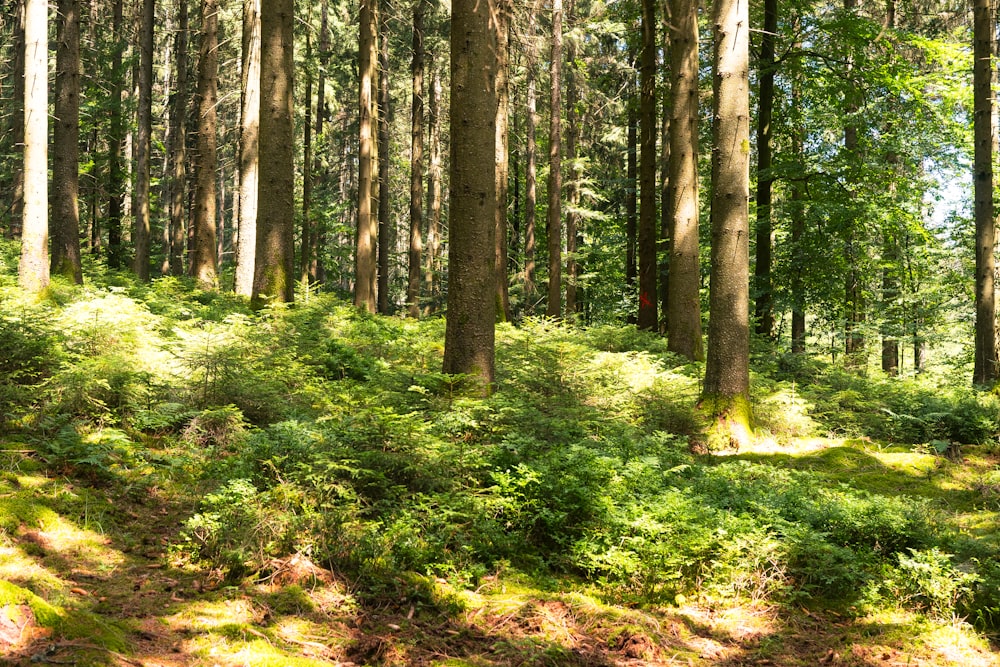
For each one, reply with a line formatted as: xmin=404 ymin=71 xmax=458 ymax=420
xmin=3 ymin=0 xmax=1000 ymax=663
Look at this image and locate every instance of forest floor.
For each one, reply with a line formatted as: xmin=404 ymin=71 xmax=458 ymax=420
xmin=2 ymin=434 xmax=998 ymax=667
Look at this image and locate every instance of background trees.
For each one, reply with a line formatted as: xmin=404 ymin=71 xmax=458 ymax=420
xmin=0 ymin=0 xmax=987 ymax=385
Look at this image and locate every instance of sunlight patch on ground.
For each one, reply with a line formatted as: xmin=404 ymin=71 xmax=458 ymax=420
xmin=866 ymin=450 xmax=938 ymax=476
xmin=15 ymin=514 xmax=124 ymax=579
xmin=166 ymin=597 xmax=259 ymax=632
xmin=851 ymin=609 xmax=998 ymax=667
xmin=0 ymin=544 xmax=63 ymax=593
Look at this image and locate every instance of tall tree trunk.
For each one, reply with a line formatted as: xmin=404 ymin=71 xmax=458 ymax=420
xmin=356 ymin=0 xmax=378 ymax=312
xmin=545 ymin=0 xmax=563 ymax=318
xmin=443 ymin=0 xmax=498 ymax=389
xmin=301 ymin=29 xmax=314 ymax=285
xmin=107 ymin=0 xmax=125 ymax=270
xmin=9 ymin=0 xmax=25 ymax=240
xmin=19 ymin=0 xmax=48 ymax=292
xmin=790 ymin=26 xmax=806 ymax=353
xmin=565 ymin=0 xmax=580 ymax=317
xmin=973 ymin=0 xmax=997 ymax=385
xmin=407 ymin=0 xmax=425 ymax=317
xmin=495 ymin=1 xmax=512 ymax=322
xmin=251 ymin=0 xmax=295 ymax=305
xmin=626 ymin=72 xmax=637 ymax=290
xmin=637 ymin=0 xmax=657 ymax=330
xmin=235 ymin=0 xmax=260 ymax=295
xmin=523 ymin=4 xmax=539 ymax=307
xmin=703 ymin=0 xmax=752 ymax=441
xmin=377 ymin=0 xmax=390 ymax=314
xmin=843 ymin=0 xmax=864 ymax=360
xmin=165 ymin=0 xmax=189 ymax=276
xmin=310 ymin=0 xmax=329 ymax=283
xmin=753 ymin=0 xmax=776 ymax=338
xmin=133 ymin=0 xmax=155 ymax=280
xmin=658 ymin=24 xmax=670 ymax=332
xmin=424 ymin=56 xmax=442 ymax=314
xmin=666 ymin=0 xmax=702 ymax=360
xmin=51 ymin=0 xmax=83 ymax=284
xmin=190 ymin=0 xmax=219 ymax=288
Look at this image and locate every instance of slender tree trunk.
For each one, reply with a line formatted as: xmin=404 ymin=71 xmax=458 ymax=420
xmin=235 ymin=0 xmax=260 ymax=295
xmin=356 ymin=0 xmax=378 ymax=312
xmin=790 ymin=27 xmax=806 ymax=353
xmin=666 ymin=0 xmax=702 ymax=360
xmin=19 ymin=0 xmax=48 ymax=292
xmin=133 ymin=0 xmax=155 ymax=280
xmin=407 ymin=0 xmax=425 ymax=317
xmin=443 ymin=0 xmax=498 ymax=389
xmin=703 ymin=0 xmax=752 ymax=440
xmin=565 ymin=0 xmax=580 ymax=317
xmin=546 ymin=0 xmax=563 ymax=318
xmin=843 ymin=0 xmax=864 ymax=361
xmin=301 ymin=29 xmax=314 ymax=285
xmin=523 ymin=4 xmax=539 ymax=307
xmin=658 ymin=24 xmax=670 ymax=332
xmin=626 ymin=71 xmax=637 ymax=290
xmin=51 ymin=0 xmax=83 ymax=284
xmin=973 ymin=0 xmax=997 ymax=385
xmin=310 ymin=0 xmax=328 ymax=283
xmin=424 ymin=57 xmax=442 ymax=314
xmin=636 ymin=0 xmax=658 ymax=329
xmin=495 ymin=2 xmax=512 ymax=322
xmin=377 ymin=0 xmax=390 ymax=314
xmin=165 ymin=0 xmax=189 ymax=275
xmin=107 ymin=0 xmax=125 ymax=270
xmin=251 ymin=0 xmax=295 ymax=305
xmin=190 ymin=0 xmax=219 ymax=288
xmin=9 ymin=1 xmax=25 ymax=240
xmin=753 ymin=0 xmax=776 ymax=338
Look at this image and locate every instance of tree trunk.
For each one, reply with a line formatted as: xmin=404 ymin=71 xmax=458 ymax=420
xmin=545 ymin=0 xmax=563 ymax=318
xmin=565 ymin=0 xmax=580 ymax=317
xmin=973 ymin=0 xmax=997 ymax=385
xmin=251 ymin=0 xmax=295 ymax=305
xmin=133 ymin=0 xmax=155 ymax=280
xmin=665 ymin=0 xmax=702 ymax=360
xmin=301 ymin=29 xmax=314 ymax=285
xmin=107 ymin=0 xmax=125 ymax=270
xmin=523 ymin=4 xmax=539 ymax=308
xmin=190 ymin=0 xmax=219 ymax=288
xmin=165 ymin=0 xmax=189 ymax=276
xmin=753 ymin=0 xmax=776 ymax=338
xmin=9 ymin=0 xmax=25 ymax=240
xmin=51 ymin=0 xmax=83 ymax=284
xmin=377 ymin=0 xmax=390 ymax=314
xmin=495 ymin=1 xmax=512 ymax=322
xmin=235 ymin=0 xmax=260 ymax=295
xmin=356 ymin=0 xmax=378 ymax=312
xmin=424 ymin=56 xmax=442 ymax=314
xmin=407 ymin=0 xmax=425 ymax=318
xmin=309 ymin=0 xmax=329 ymax=284
xmin=626 ymin=72 xmax=637 ymax=290
xmin=636 ymin=0 xmax=657 ymax=330
xmin=19 ymin=0 xmax=48 ymax=292
xmin=843 ymin=0 xmax=864 ymax=361
xmin=703 ymin=0 xmax=752 ymax=442
xmin=443 ymin=0 xmax=498 ymax=389
xmin=790 ymin=28 xmax=806 ymax=353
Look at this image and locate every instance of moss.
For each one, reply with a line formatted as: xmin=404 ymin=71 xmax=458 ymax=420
xmin=0 ymin=579 xmax=64 ymax=628
xmin=699 ymin=392 xmax=754 ymax=451
xmin=0 ymin=494 xmax=60 ymax=532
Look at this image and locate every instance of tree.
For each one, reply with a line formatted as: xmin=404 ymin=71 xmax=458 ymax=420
xmin=133 ymin=0 xmax=155 ymax=281
xmin=377 ymin=0 xmax=390 ymax=314
xmin=19 ymin=0 xmax=48 ymax=292
xmin=636 ymin=0 xmax=657 ymax=330
xmin=164 ymin=0 xmax=190 ymax=276
xmin=972 ymin=0 xmax=996 ymax=385
xmin=106 ymin=0 xmax=125 ymax=270
xmin=702 ymin=0 xmax=751 ymax=444
xmin=442 ymin=0 xmax=498 ymax=388
xmin=843 ymin=0 xmax=864 ymax=360
xmin=356 ymin=0 xmax=378 ymax=312
xmin=407 ymin=0 xmax=425 ymax=318
xmin=51 ymin=0 xmax=83 ymax=284
xmin=235 ymin=0 xmax=260 ymax=296
xmin=665 ymin=0 xmax=702 ymax=360
xmin=424 ymin=56 xmax=443 ymax=314
xmin=546 ymin=0 xmax=563 ymax=318
xmin=190 ymin=0 xmax=220 ymax=289
xmin=251 ymin=0 xmax=295 ymax=305
xmin=495 ymin=0 xmax=512 ymax=322
xmin=753 ymin=0 xmax=776 ymax=337
xmin=523 ymin=4 xmax=540 ymax=307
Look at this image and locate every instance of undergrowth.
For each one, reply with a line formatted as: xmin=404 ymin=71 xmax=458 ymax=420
xmin=2 ymin=268 xmax=1000 ymax=639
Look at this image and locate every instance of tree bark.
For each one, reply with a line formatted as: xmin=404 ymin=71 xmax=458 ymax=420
xmin=565 ymin=0 xmax=580 ymax=317
xmin=301 ymin=29 xmax=314 ymax=285
xmin=495 ymin=0 xmax=512 ymax=322
xmin=51 ymin=0 xmax=83 ymax=284
xmin=252 ymin=0 xmax=295 ymax=305
xmin=523 ymin=4 xmax=539 ymax=307
xmin=355 ymin=0 xmax=378 ymax=312
xmin=9 ymin=0 xmax=25 ymax=240
xmin=843 ymin=0 xmax=864 ymax=361
xmin=377 ymin=0 xmax=390 ymax=314
xmin=703 ymin=0 xmax=752 ymax=437
xmin=190 ymin=0 xmax=219 ymax=289
xmin=973 ymin=0 xmax=997 ymax=385
xmin=546 ymin=0 xmax=563 ymax=318
xmin=133 ymin=0 xmax=155 ymax=280
xmin=666 ymin=0 xmax=703 ymax=360
xmin=407 ymin=0 xmax=425 ymax=317
xmin=443 ymin=0 xmax=498 ymax=389
xmin=19 ymin=0 xmax=48 ymax=292
xmin=637 ymin=0 xmax=657 ymax=330
xmin=235 ymin=0 xmax=260 ymax=295
xmin=107 ymin=0 xmax=125 ymax=270
xmin=424 ymin=56 xmax=442 ymax=314
xmin=165 ymin=0 xmax=189 ymax=276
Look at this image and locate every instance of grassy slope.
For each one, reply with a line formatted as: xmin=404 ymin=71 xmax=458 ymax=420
xmin=0 ymin=274 xmax=998 ymax=666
